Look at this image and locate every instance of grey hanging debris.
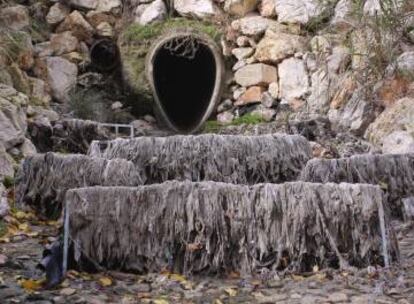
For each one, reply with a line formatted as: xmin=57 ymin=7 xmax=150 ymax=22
xmin=64 ymin=181 xmax=398 ymax=276
xmin=15 ymin=153 xmax=141 ymax=219
xmin=88 ymin=134 xmax=312 ymax=184
xmin=300 ymin=153 xmax=414 ymax=216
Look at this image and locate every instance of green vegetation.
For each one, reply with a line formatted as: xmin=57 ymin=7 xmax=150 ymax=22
xmin=203 ymin=113 xmax=265 ymax=133
xmin=3 ymin=176 xmax=14 ymax=189
xmin=0 ymin=219 xmax=7 ymax=238
xmin=123 ymin=18 xmax=222 ymax=43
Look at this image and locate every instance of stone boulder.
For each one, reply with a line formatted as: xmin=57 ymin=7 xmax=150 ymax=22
xmin=0 ymin=5 xmax=30 ymax=31
xmin=56 ymin=11 xmax=95 ymax=43
xmin=138 ymin=0 xmax=167 ymax=25
xmin=331 ymin=0 xmax=353 ymax=30
xmin=0 ymin=85 xmax=28 ymax=150
xmin=96 ymin=0 xmax=122 ymax=13
xmin=174 ymin=0 xmax=216 ymax=19
xmin=278 ymin=58 xmax=309 ymax=102
xmin=382 ymin=131 xmax=414 ymax=154
xmin=0 ymin=143 xmax=14 ymax=182
xmin=274 ymin=0 xmax=325 ymax=25
xmin=69 ymin=0 xmax=98 ymax=10
xmin=46 ymin=3 xmax=70 ymax=25
xmin=0 ymin=183 xmax=9 ymax=218
xmin=254 ymin=28 xmax=306 ymax=63
xmin=224 ymin=0 xmax=258 ymax=16
xmin=46 ymin=57 xmax=78 ymax=103
xmin=234 ymin=63 xmax=277 ymax=87
xmin=329 ymin=87 xmax=376 ymax=136
xmin=49 ymin=31 xmax=80 ymax=56
xmin=365 ymin=97 xmax=414 ymax=146
xmin=232 ymin=15 xmax=277 ymax=36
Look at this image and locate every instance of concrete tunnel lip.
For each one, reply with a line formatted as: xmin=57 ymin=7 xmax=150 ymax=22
xmin=146 ymin=30 xmax=225 ymax=134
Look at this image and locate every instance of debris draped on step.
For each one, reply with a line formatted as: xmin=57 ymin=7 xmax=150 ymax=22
xmin=88 ymin=134 xmax=312 ymax=184
xmin=64 ymin=181 xmax=398 ymax=275
xmin=300 ymin=153 xmax=414 ymax=216
xmin=16 ymin=153 xmax=140 ymax=219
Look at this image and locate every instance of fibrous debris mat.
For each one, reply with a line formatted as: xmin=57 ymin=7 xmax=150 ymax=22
xmin=88 ymin=134 xmax=312 ymax=184
xmin=64 ymin=181 xmax=398 ymax=275
xmin=16 ymin=153 xmax=140 ymax=219
xmin=301 ymin=153 xmax=414 ymax=216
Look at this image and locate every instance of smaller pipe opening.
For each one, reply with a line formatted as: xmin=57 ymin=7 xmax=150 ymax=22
xmin=90 ymin=39 xmax=120 ymax=71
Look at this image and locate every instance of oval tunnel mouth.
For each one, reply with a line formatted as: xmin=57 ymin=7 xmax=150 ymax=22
xmin=148 ymin=33 xmax=223 ymax=133
xmin=90 ymin=39 xmax=120 ymax=72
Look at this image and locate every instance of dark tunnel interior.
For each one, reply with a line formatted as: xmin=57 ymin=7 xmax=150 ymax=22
xmin=90 ymin=40 xmax=120 ymax=71
xmin=153 ymin=39 xmax=217 ymax=132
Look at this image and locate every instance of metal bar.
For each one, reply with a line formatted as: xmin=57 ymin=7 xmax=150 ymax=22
xmin=63 ymin=199 xmax=70 ymax=276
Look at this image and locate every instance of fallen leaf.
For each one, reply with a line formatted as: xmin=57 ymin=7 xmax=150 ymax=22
xmin=224 ymin=288 xmax=237 ymax=297
xmin=213 ymin=300 xmax=224 ymax=304
xmin=60 ymin=287 xmax=76 ymax=296
xmin=168 ymin=273 xmax=186 ymax=282
xmin=99 ymin=276 xmax=113 ymax=287
xmin=313 ymin=265 xmax=319 ymax=273
xmin=153 ymin=299 xmax=169 ymax=304
xmin=18 ymin=223 xmax=30 ymax=231
xmin=19 ymin=279 xmax=44 ymax=291
xmin=14 ymin=211 xmax=32 ymax=220
xmin=291 ymin=274 xmax=305 ymax=282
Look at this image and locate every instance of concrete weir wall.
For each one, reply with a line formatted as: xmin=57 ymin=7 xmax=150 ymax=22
xmin=63 ymin=181 xmax=398 ymax=275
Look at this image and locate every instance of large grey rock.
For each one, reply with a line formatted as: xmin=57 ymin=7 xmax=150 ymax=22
xmin=46 ymin=3 xmax=70 ymax=25
xmin=69 ymin=0 xmax=98 ymax=10
xmin=49 ymin=31 xmax=79 ymax=56
xmin=138 ymin=0 xmax=167 ymax=25
xmin=16 ymin=153 xmax=140 ymax=219
xmin=393 ymin=51 xmax=414 ymax=75
xmin=0 ymin=85 xmax=28 ymax=150
xmin=382 ymin=131 xmax=414 ymax=154
xmin=331 ymin=0 xmax=353 ymax=30
xmin=0 ymin=184 xmax=9 ymax=218
xmin=174 ymin=0 xmax=216 ymax=18
xmin=0 ymin=5 xmax=30 ymax=31
xmin=65 ymin=181 xmax=397 ymax=274
xmin=96 ymin=0 xmax=122 ymax=13
xmin=233 ymin=16 xmax=277 ymax=36
xmin=56 ymin=11 xmax=95 ymax=43
xmin=89 ymin=134 xmax=312 ymax=185
xmin=254 ymin=29 xmax=306 ymax=63
xmin=46 ymin=57 xmax=78 ymax=103
xmin=274 ymin=0 xmax=325 ymax=25
xmin=365 ymin=97 xmax=414 ymax=146
xmin=328 ymin=87 xmax=376 ymax=136
xmin=224 ymin=0 xmax=258 ymax=16
xmin=0 ymin=144 xmax=14 ymax=182
xmin=234 ymin=63 xmax=277 ymax=87
xmin=307 ymin=68 xmax=338 ymax=114
xmin=301 ymin=153 xmax=414 ymax=217
xmin=278 ymin=58 xmax=309 ymax=102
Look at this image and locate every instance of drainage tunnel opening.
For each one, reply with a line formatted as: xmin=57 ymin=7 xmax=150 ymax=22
xmin=90 ymin=39 xmax=120 ymax=71
xmin=152 ymin=37 xmax=217 ymax=132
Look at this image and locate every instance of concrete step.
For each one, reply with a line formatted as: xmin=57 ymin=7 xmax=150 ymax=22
xmin=63 ymin=181 xmax=398 ymax=276
xmin=88 ymin=134 xmax=312 ymax=185
xmin=301 ymin=153 xmax=414 ymax=217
